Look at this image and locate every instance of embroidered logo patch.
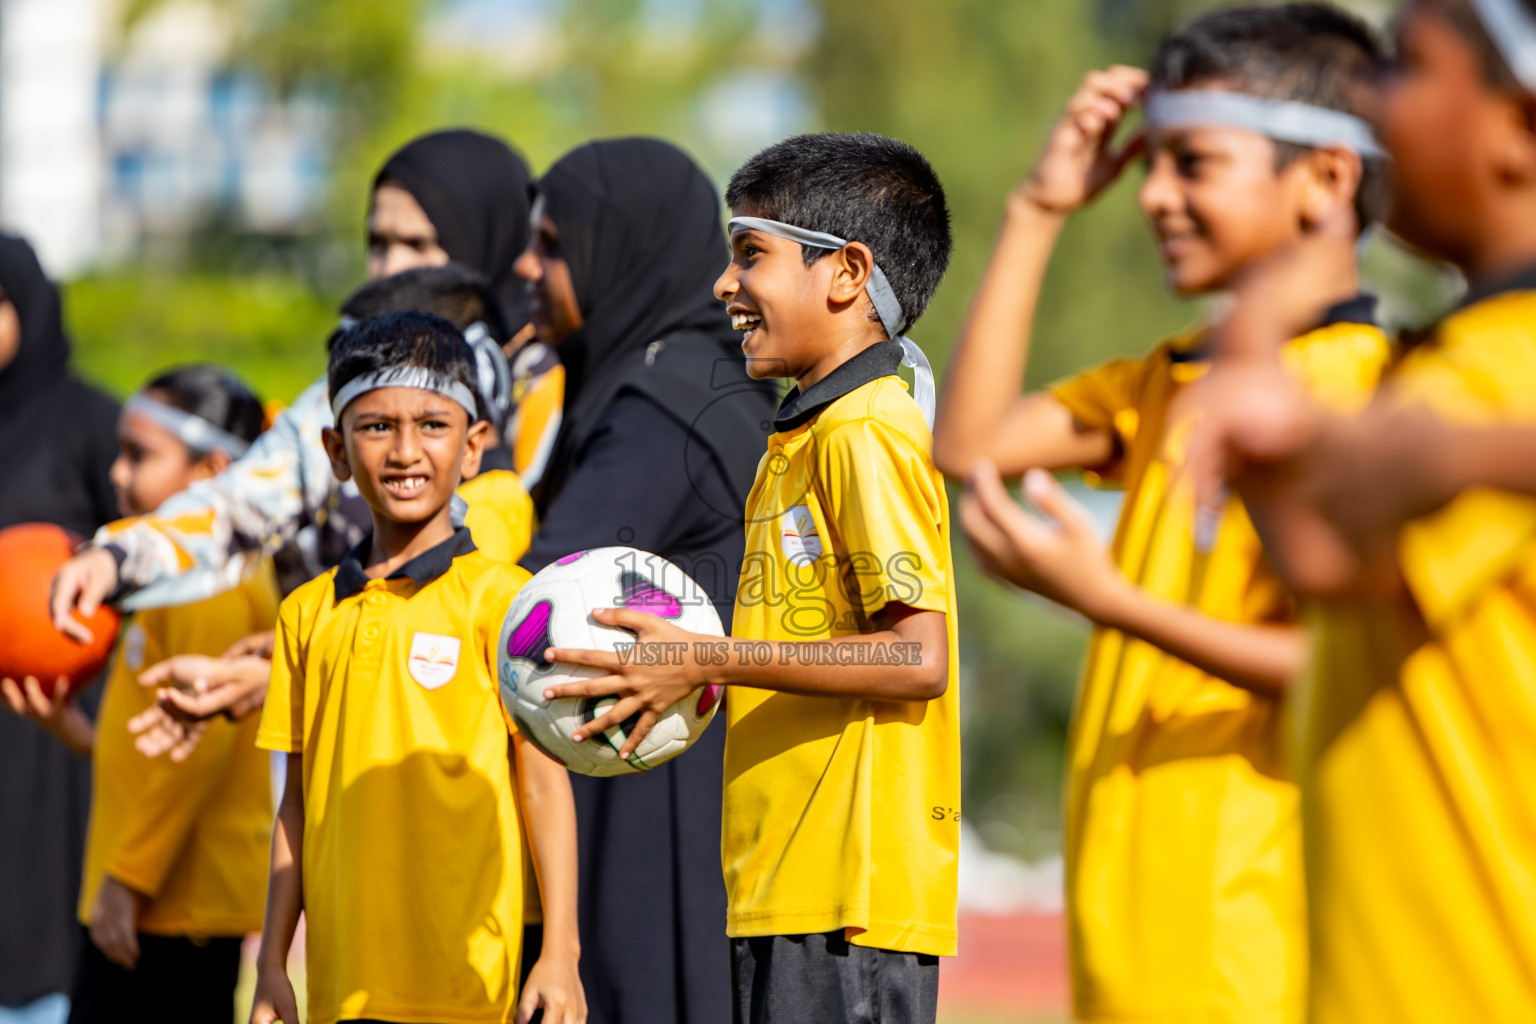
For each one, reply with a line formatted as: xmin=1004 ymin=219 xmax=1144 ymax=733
xmin=779 ymin=505 xmax=822 ymax=567
xmin=408 ymin=632 xmax=461 ymax=690
xmin=122 ymin=623 xmax=146 ymax=672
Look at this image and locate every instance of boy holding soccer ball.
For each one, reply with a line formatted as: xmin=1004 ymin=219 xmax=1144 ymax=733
xmin=545 ymin=133 xmax=959 ymax=1023
xmin=250 ymin=312 xmax=584 ymax=1024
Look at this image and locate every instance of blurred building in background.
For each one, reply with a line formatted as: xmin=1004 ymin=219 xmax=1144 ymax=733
xmin=0 ymin=0 xmax=331 ymax=277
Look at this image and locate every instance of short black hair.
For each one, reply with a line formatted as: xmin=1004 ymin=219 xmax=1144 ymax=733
xmin=144 ymin=364 xmax=265 ymax=448
xmin=327 ymin=311 xmax=481 ymax=424
xmin=1416 ymin=0 xmax=1536 ymax=90
xmin=329 ymin=263 xmax=509 ymax=352
xmin=1152 ymin=3 xmax=1390 ymax=229
xmin=724 ymin=132 xmax=952 ymax=333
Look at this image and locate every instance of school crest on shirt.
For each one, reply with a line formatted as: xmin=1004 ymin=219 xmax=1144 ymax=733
xmin=407 ymin=632 xmax=461 ymax=690
xmin=779 ymin=505 xmax=823 ymax=567
xmin=122 ymin=623 xmax=146 ymax=672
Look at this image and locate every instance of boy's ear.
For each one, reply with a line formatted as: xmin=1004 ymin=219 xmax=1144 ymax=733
xmin=827 ymin=241 xmax=877 ymax=307
xmin=1296 ymin=146 xmax=1363 ymax=234
xmin=190 ymin=449 xmax=232 ymax=482
xmin=321 ymin=425 xmax=353 ymax=484
xmin=459 ymin=419 xmax=490 ymax=482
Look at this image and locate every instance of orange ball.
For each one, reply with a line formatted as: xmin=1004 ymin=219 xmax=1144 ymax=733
xmin=0 ymin=523 xmax=120 ymax=696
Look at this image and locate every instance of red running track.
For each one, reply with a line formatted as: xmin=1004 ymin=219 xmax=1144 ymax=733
xmin=939 ymin=912 xmax=1069 ymax=1018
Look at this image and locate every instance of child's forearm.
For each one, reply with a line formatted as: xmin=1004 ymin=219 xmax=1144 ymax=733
xmin=934 ymin=200 xmax=1065 ymax=478
xmin=513 ymin=737 xmax=580 ymax=959
xmin=705 ymin=616 xmax=948 ymax=702
xmin=257 ymin=755 xmax=305 ymax=970
xmin=1091 ymin=581 xmax=1306 ymax=695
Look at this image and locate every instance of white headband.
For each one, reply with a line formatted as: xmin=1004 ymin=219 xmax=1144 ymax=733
xmin=125 ymin=394 xmax=252 ymax=458
xmin=329 ymin=366 xmax=480 ymax=422
xmin=727 ymin=215 xmax=936 ymax=429
xmin=1472 ymin=0 xmax=1536 ymax=91
xmin=1144 ymin=89 xmax=1384 ymax=158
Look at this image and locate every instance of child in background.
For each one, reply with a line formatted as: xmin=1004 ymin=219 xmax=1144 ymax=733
xmin=1202 ymin=1 xmax=1536 ymax=1019
xmin=543 ymin=132 xmax=959 ymax=1024
xmin=933 ymin=6 xmax=1390 ymax=1023
xmin=251 ymin=312 xmax=583 ymax=1024
xmin=3 ymin=364 xmax=276 ymax=1024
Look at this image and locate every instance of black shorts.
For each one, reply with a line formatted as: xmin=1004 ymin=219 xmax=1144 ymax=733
xmin=66 ymin=927 xmax=242 ymax=1024
xmin=731 ymin=931 xmax=939 ymax=1024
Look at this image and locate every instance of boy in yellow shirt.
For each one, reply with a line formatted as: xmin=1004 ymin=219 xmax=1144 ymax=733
xmin=934 ymin=6 xmax=1391 ymax=1023
xmin=3 ymin=364 xmax=276 ymax=1023
xmin=250 ymin=312 xmax=584 ymax=1024
xmin=541 ymin=132 xmax=959 ymax=1023
xmin=1200 ymin=2 xmax=1536 ymax=1020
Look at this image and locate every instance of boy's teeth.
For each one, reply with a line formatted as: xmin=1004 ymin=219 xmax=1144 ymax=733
xmin=731 ymin=313 xmax=761 ymax=331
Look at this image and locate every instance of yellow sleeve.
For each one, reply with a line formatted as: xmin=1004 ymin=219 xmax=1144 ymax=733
xmin=1391 ymin=339 xmax=1536 ymax=630
xmin=1048 ymin=354 xmax=1156 ymax=482
xmin=814 ymin=418 xmax=950 ymax=619
xmin=460 ymin=471 xmax=538 ymax=566
xmin=481 ymin=563 xmax=531 ymax=736
xmin=256 ymin=596 xmax=305 ymax=753
xmin=105 ymin=603 xmax=254 ymax=898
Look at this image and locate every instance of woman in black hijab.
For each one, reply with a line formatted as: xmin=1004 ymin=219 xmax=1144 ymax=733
xmin=370 ymin=128 xmax=534 ymax=332
xmin=0 ymin=235 xmax=120 ymax=1017
xmin=515 ymin=138 xmax=778 ymax=1024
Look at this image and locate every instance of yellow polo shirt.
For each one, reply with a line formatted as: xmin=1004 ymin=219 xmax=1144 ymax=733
xmin=1302 ymin=288 xmax=1536 ymax=1024
xmin=724 ymin=343 xmax=961 ymax=958
xmin=79 ymin=563 xmax=279 ymax=936
xmin=1051 ymin=311 xmax=1390 ymax=1024
xmin=258 ymin=527 xmax=531 ymax=1024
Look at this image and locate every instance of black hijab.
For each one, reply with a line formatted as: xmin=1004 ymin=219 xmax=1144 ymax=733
xmin=532 ymin=137 xmax=776 ymax=513
xmin=0 ymin=235 xmax=70 ymax=418
xmin=374 ymin=129 xmax=533 ymax=332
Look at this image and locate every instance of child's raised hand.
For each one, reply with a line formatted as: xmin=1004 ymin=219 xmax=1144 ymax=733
xmin=1017 ymin=65 xmax=1148 ymax=216
xmin=543 ymin=607 xmax=711 ymax=758
xmin=249 ymin=963 xmax=300 ymax=1024
xmin=516 ymin=954 xmax=587 ymax=1024
xmin=961 ymin=462 xmax=1129 ymax=621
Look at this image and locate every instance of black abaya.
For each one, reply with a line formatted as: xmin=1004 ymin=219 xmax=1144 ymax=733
xmin=374 ymin=129 xmax=534 ymax=332
xmin=0 ymin=236 xmax=120 ymax=1008
xmin=521 ymin=140 xmax=778 ymax=1024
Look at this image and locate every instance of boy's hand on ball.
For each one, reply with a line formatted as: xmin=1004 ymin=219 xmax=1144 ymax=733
xmin=545 ymin=607 xmax=710 ymax=758
xmin=1 ymin=675 xmax=92 ymax=755
xmin=49 ymin=545 xmax=120 ymax=644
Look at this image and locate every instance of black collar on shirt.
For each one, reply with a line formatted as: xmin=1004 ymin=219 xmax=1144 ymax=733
xmin=773 ymin=341 xmax=903 ymax=431
xmin=1168 ymin=293 xmax=1379 ymax=364
xmin=333 ymin=525 xmax=477 ymax=601
xmin=1454 ymin=262 xmax=1536 ymax=312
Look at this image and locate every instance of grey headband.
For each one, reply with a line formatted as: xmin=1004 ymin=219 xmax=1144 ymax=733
xmin=726 ymin=216 xmax=936 ymax=428
xmin=1144 ymin=89 xmax=1384 ymax=158
xmin=125 ymin=394 xmax=252 ymax=459
xmin=1472 ymin=0 xmax=1536 ymax=91
xmin=329 ymin=366 xmax=480 ymax=422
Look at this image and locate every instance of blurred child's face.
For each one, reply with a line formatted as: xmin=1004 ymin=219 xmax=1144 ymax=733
xmin=514 ymin=204 xmax=584 ymax=344
xmin=368 ymin=181 xmax=451 ymax=280
xmin=1139 ymin=123 xmax=1321 ymax=294
xmin=324 ymin=386 xmax=488 ymax=527
xmin=716 ymin=221 xmax=849 ymax=381
xmin=1377 ymin=5 xmax=1506 ymax=267
xmin=110 ymin=397 xmax=223 ymax=517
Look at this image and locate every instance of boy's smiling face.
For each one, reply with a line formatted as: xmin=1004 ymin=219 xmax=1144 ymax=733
xmin=323 ymin=386 xmax=487 ymax=527
xmin=716 ymin=218 xmax=883 ymax=384
xmin=1139 ymin=117 xmax=1340 ymax=294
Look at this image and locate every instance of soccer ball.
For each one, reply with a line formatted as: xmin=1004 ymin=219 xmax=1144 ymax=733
xmin=497 ymin=546 xmax=724 ymax=777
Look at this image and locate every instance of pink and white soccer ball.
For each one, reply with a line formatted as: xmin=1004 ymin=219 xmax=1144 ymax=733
xmin=497 ymin=546 xmax=724 ymax=777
